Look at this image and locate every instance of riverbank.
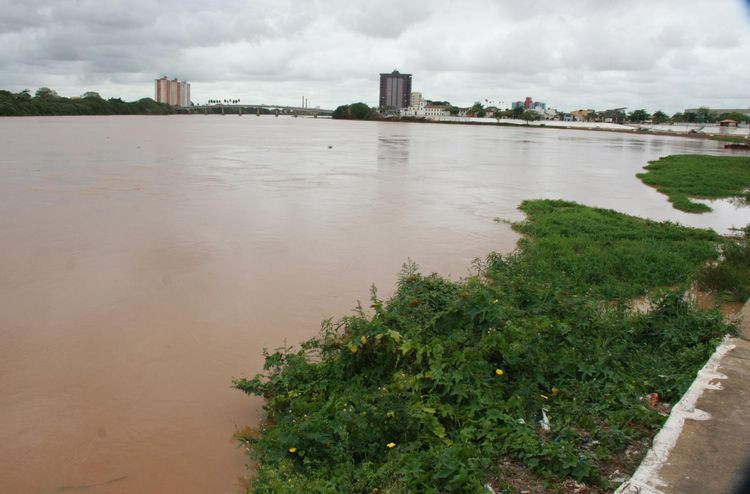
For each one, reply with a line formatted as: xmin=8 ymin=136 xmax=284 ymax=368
xmin=390 ymin=116 xmax=750 ymax=145
xmin=234 ymin=199 xmax=739 ymax=493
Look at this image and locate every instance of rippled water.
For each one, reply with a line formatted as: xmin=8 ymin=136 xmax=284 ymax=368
xmin=0 ymin=116 xmax=745 ymax=493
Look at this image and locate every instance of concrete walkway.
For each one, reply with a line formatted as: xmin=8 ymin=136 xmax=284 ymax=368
xmin=616 ymin=303 xmax=750 ymax=494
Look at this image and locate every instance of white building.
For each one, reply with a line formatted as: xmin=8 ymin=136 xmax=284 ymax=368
xmin=410 ymin=92 xmax=423 ymax=108
xmin=401 ymin=104 xmax=450 ymax=118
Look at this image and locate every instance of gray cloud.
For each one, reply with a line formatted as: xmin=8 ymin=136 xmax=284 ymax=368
xmin=0 ymin=0 xmax=748 ymax=113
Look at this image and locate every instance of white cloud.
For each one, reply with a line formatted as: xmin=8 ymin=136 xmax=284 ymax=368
xmin=0 ymin=0 xmax=749 ymax=113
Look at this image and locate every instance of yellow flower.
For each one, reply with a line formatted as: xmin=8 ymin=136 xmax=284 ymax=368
xmin=288 ymin=447 xmax=297 ymax=453
xmin=349 ymin=344 xmax=358 ymax=353
xmin=386 ymin=442 xmax=396 ymax=449
xmin=360 ymin=335 xmax=367 ymax=344
xmin=495 ymin=369 xmax=504 ymax=376
xmin=551 ymin=387 xmax=560 ymax=396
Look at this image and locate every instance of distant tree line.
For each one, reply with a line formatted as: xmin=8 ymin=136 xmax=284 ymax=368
xmin=0 ymin=88 xmax=174 ymax=116
xmin=577 ymin=107 xmax=749 ymax=125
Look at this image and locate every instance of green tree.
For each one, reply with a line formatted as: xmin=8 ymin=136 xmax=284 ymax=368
xmin=448 ymin=106 xmax=459 ymax=116
xmin=671 ymin=112 xmax=684 ymax=122
xmin=628 ymin=109 xmax=651 ymax=123
xmin=512 ymin=106 xmax=525 ymax=118
xmin=82 ymin=91 xmax=102 ymax=99
xmin=603 ymin=109 xmax=626 ymax=124
xmin=469 ymin=102 xmax=485 ymax=117
xmin=718 ymin=112 xmax=749 ymax=123
xmin=521 ymin=110 xmax=538 ymax=123
xmin=696 ymin=107 xmax=713 ymax=123
xmin=332 ymin=102 xmax=372 ymax=120
xmin=349 ymin=102 xmax=371 ymax=120
xmin=34 ymin=87 xmax=58 ymax=99
xmin=652 ymin=110 xmax=669 ymax=124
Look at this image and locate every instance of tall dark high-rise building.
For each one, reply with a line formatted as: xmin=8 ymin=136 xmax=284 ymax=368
xmin=379 ymin=70 xmax=412 ymax=110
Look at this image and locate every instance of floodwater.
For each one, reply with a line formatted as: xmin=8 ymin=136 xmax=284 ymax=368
xmin=0 ymin=116 xmax=746 ymax=493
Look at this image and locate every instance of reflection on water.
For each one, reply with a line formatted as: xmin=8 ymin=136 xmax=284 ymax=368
xmin=377 ymin=134 xmax=411 ymax=167
xmin=0 ymin=116 xmax=741 ymax=493
xmin=693 ymin=197 xmax=750 ymax=231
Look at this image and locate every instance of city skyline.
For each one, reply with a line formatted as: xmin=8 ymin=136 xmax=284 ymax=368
xmin=1 ymin=0 xmax=749 ymax=113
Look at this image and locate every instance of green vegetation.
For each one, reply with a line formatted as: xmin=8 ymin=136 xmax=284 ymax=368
xmin=332 ymin=102 xmax=377 ymax=120
xmin=651 ymin=111 xmax=669 ymax=124
xmin=511 ymin=200 xmax=720 ymax=299
xmin=637 ymin=154 xmax=750 ymax=213
xmin=627 ymin=109 xmax=651 ymax=123
xmin=672 ymin=108 xmax=750 ymax=124
xmin=0 ymin=88 xmax=173 ymax=116
xmin=234 ymin=200 xmax=735 ymax=493
xmin=698 ymin=225 xmax=750 ymax=302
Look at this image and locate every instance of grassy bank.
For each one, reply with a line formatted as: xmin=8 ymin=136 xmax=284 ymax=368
xmin=234 ymin=200 xmax=735 ymax=493
xmin=637 ymin=154 xmax=750 ymax=213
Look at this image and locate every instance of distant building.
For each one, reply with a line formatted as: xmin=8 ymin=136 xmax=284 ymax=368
xmin=512 ymin=97 xmax=547 ymax=114
xmin=379 ymin=70 xmax=412 ymax=110
xmin=155 ymin=76 xmax=190 ymax=107
xmin=410 ymin=92 xmax=423 ymax=108
xmin=401 ymin=98 xmax=449 ymax=118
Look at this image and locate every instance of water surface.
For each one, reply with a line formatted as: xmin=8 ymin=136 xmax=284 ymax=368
xmin=0 ymin=116 xmax=742 ymax=493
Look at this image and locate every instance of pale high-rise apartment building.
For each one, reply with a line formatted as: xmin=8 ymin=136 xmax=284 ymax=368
xmin=154 ymin=76 xmax=191 ymax=107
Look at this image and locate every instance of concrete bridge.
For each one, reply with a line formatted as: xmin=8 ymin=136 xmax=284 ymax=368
xmin=178 ymin=104 xmax=333 ymax=117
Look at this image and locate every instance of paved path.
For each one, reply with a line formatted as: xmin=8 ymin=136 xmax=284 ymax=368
xmin=617 ymin=302 xmax=750 ymax=494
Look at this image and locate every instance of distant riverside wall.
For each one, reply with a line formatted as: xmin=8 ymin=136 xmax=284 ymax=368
xmin=421 ymin=116 xmax=750 ymax=137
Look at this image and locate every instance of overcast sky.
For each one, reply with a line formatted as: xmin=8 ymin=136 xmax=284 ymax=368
xmin=1 ymin=0 xmax=749 ymax=113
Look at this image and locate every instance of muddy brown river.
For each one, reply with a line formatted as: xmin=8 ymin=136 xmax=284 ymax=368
xmin=1 ymin=116 xmax=747 ymax=493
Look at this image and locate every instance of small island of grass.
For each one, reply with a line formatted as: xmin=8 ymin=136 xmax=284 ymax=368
xmin=637 ymin=154 xmax=750 ymax=213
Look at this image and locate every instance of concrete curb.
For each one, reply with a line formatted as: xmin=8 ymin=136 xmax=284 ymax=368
xmin=614 ymin=336 xmax=735 ymax=494
xmin=615 ymin=299 xmax=750 ymax=494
